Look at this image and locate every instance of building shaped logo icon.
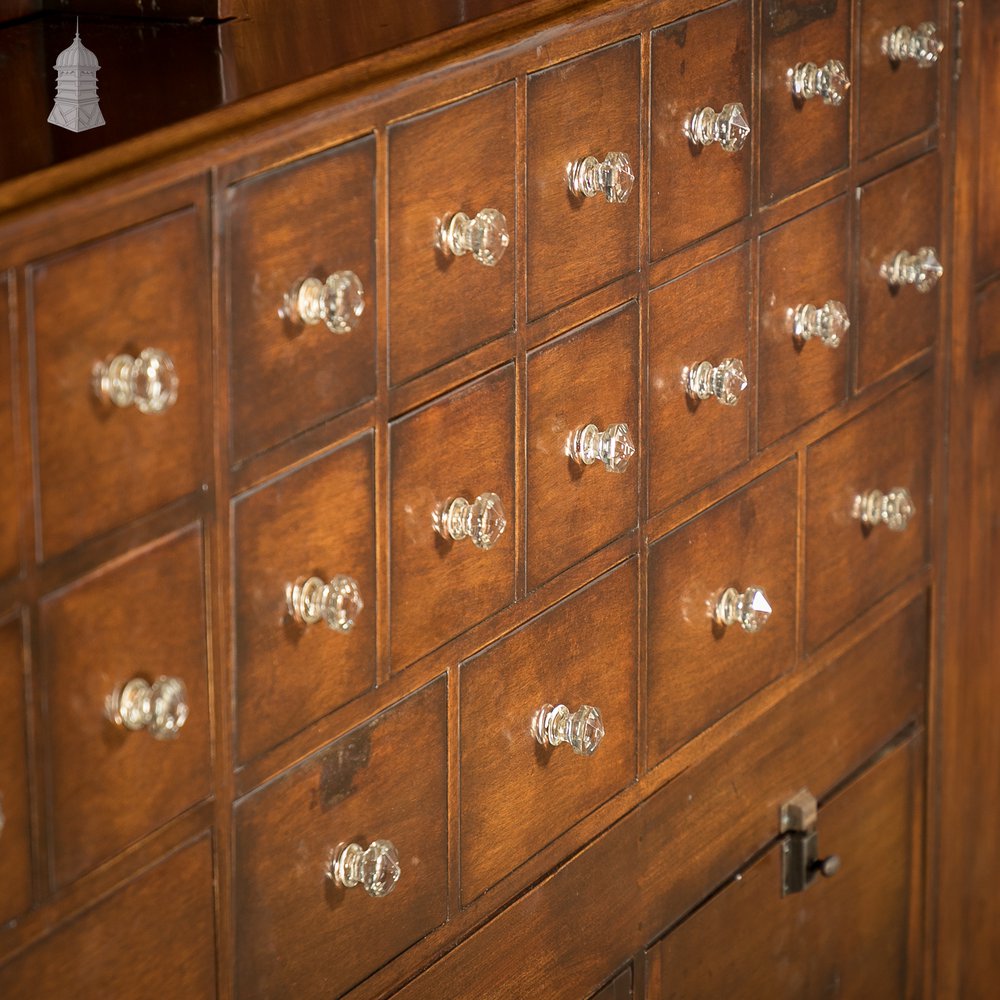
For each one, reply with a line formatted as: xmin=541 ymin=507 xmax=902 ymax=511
xmin=48 ymin=20 xmax=105 ymax=132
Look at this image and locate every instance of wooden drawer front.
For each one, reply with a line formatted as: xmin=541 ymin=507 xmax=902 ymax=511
xmin=389 ymin=84 xmax=515 ymax=384
xmin=0 ymin=836 xmax=217 ymax=999
xmin=646 ymin=733 xmax=918 ymax=999
xmin=758 ymin=195 xmax=849 ymax=447
xmin=591 ymin=968 xmax=633 ymax=1000
xmin=647 ymin=460 xmax=797 ymax=766
xmin=390 ymin=364 xmax=515 ymax=668
xmin=0 ymin=613 xmax=30 ymax=925
xmin=805 ymin=375 xmax=932 ymax=651
xmin=227 ymin=136 xmax=376 ymax=462
xmin=760 ymin=0 xmax=851 ymax=203
xmin=235 ymin=678 xmax=448 ymax=999
xmin=526 ymin=39 xmax=640 ymax=320
xmin=859 ymin=0 xmax=941 ymax=161
xmin=460 ymin=560 xmax=637 ymax=903
xmin=526 ymin=304 xmax=639 ymax=589
xmin=0 ymin=275 xmax=16 ymax=579
xmin=857 ymin=153 xmax=941 ymax=389
xmin=649 ymin=245 xmax=751 ymax=515
xmin=29 ymin=206 xmax=208 ymax=558
xmin=39 ymin=525 xmax=211 ymax=887
xmin=650 ymin=0 xmax=752 ymax=261
xmin=233 ymin=433 xmax=375 ymax=764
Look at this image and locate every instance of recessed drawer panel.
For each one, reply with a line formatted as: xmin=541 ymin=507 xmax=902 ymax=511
xmin=761 ymin=0 xmax=851 ymax=202
xmin=460 ymin=560 xmax=637 ymax=903
xmin=758 ymin=195 xmax=849 ymax=447
xmin=647 ymin=460 xmax=797 ymax=766
xmin=0 ymin=836 xmax=217 ymax=999
xmin=39 ymin=525 xmax=211 ymax=887
xmin=227 ymin=136 xmax=376 ymax=462
xmin=390 ymin=364 xmax=515 ymax=668
xmin=805 ymin=374 xmax=932 ymax=650
xmin=858 ymin=153 xmax=941 ymax=389
xmin=29 ymin=202 xmax=208 ymax=558
xmin=235 ymin=678 xmax=448 ymax=999
xmin=859 ymin=0 xmax=941 ymax=161
xmin=650 ymin=0 xmax=752 ymax=260
xmin=526 ymin=304 xmax=639 ymax=589
xmin=649 ymin=245 xmax=751 ymax=515
xmin=389 ymin=84 xmax=516 ymax=384
xmin=0 ymin=275 xmax=17 ymax=579
xmin=527 ymin=39 xmax=640 ymax=319
xmin=233 ymin=432 xmax=376 ymax=764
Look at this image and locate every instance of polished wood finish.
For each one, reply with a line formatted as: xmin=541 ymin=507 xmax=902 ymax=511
xmin=526 ymin=304 xmax=639 ymax=588
xmin=0 ymin=274 xmax=17 ymax=579
xmin=233 ymin=433 xmax=376 ymax=764
xmin=591 ymin=967 xmax=633 ymax=1000
xmin=649 ymin=0 xmax=751 ymax=261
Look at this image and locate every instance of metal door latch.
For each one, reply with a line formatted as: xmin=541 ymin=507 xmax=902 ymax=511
xmin=780 ymin=789 xmax=841 ymax=895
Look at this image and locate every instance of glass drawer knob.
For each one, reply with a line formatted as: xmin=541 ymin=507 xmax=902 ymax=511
xmin=570 ymin=422 xmax=635 ymax=473
xmin=436 ymin=492 xmax=506 ymax=550
xmin=92 ymin=348 xmax=178 ymax=414
xmin=107 ymin=676 xmax=188 ymax=740
xmin=853 ymin=487 xmax=915 ymax=532
xmin=883 ymin=22 xmax=943 ymax=67
xmin=686 ymin=357 xmax=748 ymax=406
xmin=880 ymin=247 xmax=943 ymax=293
xmin=686 ymin=102 xmax=750 ymax=153
xmin=567 ymin=151 xmax=634 ymax=203
xmin=793 ymin=300 xmax=849 ymax=349
xmin=438 ymin=208 xmax=509 ymax=266
xmin=716 ymin=586 xmax=772 ymax=633
xmin=533 ymin=703 xmax=605 ymax=757
xmin=286 ymin=575 xmax=363 ymax=632
xmin=279 ymin=271 xmax=364 ymax=333
xmin=790 ymin=60 xmax=851 ymax=105
xmin=329 ymin=839 xmax=400 ymax=898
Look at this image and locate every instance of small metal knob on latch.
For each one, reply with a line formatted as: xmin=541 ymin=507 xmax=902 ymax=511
xmin=780 ymin=788 xmax=841 ymax=895
xmin=328 ymin=839 xmax=400 ymax=897
xmin=686 ymin=357 xmax=747 ymax=407
xmin=533 ymin=703 xmax=605 ymax=757
xmin=883 ymin=22 xmax=944 ymax=67
xmin=569 ymin=422 xmax=635 ymax=473
xmin=567 ymin=152 xmax=635 ymax=203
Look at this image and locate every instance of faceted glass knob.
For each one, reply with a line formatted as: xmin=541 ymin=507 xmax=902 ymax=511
xmin=716 ymin=586 xmax=772 ymax=633
xmin=880 ymin=247 xmax=943 ymax=293
xmin=280 ymin=271 xmax=364 ymax=334
xmin=286 ymin=575 xmax=363 ymax=632
xmin=92 ymin=348 xmax=178 ymax=414
xmin=567 ymin=151 xmax=634 ymax=203
xmin=329 ymin=839 xmax=400 ymax=898
xmin=883 ymin=23 xmax=943 ymax=67
xmin=107 ymin=676 xmax=189 ymax=740
xmin=686 ymin=357 xmax=748 ymax=406
xmin=533 ymin=703 xmax=605 ymax=757
xmin=793 ymin=300 xmax=849 ymax=349
xmin=570 ymin=422 xmax=635 ymax=473
xmin=438 ymin=208 xmax=509 ymax=266
xmin=686 ymin=102 xmax=750 ymax=153
xmin=853 ymin=487 xmax=915 ymax=532
xmin=436 ymin=492 xmax=507 ymax=550
xmin=791 ymin=59 xmax=851 ymax=106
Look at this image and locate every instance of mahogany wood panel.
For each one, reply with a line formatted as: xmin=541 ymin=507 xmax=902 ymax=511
xmin=760 ymin=0 xmax=851 ymax=203
xmin=0 ymin=836 xmax=217 ymax=1000
xmin=526 ymin=39 xmax=641 ymax=319
xmin=233 ymin=433 xmax=376 ymax=764
xmin=975 ymin=276 xmax=1000 ymax=363
xmin=857 ymin=152 xmax=941 ymax=389
xmin=975 ymin=5 xmax=1000 ymax=283
xmin=234 ymin=678 xmax=448 ymax=999
xmin=758 ymin=194 xmax=849 ymax=447
xmin=526 ymin=304 xmax=639 ymax=589
xmin=388 ymin=84 xmax=516 ymax=385
xmin=460 ymin=561 xmax=637 ymax=903
xmin=804 ymin=374 xmax=932 ymax=651
xmin=591 ymin=966 xmax=633 ymax=1000
xmin=227 ymin=136 xmax=376 ymax=462
xmin=647 ymin=460 xmax=797 ymax=765
xmin=39 ymin=524 xmax=211 ymax=887
xmin=648 ymin=245 xmax=750 ymax=514
xmin=0 ymin=614 xmax=30 ymax=926
xmin=389 ymin=364 xmax=515 ymax=668
xmin=0 ymin=274 xmax=17 ymax=579
xmin=649 ymin=0 xmax=752 ymax=261
xmin=29 ymin=204 xmax=208 ymax=558
xmin=858 ymin=0 xmax=940 ymax=161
